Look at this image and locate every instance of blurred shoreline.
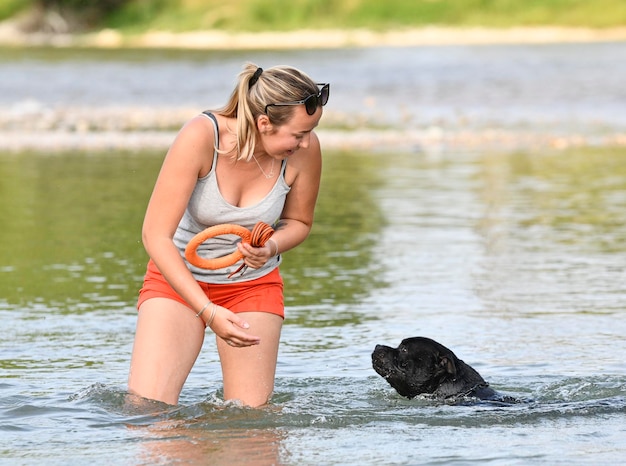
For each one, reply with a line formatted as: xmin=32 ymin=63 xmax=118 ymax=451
xmin=1 ymin=24 xmax=626 ymax=49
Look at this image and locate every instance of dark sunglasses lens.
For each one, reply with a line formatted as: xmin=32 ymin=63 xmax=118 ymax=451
xmin=304 ymin=85 xmax=329 ymax=115
xmin=304 ymin=95 xmax=317 ymax=115
xmin=319 ymin=85 xmax=329 ymax=106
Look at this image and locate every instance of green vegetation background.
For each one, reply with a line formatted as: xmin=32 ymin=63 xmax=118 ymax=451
xmin=2 ymin=0 xmax=625 ymax=32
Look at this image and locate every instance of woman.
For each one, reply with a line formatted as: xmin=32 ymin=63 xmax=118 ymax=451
xmin=128 ymin=63 xmax=329 ymax=407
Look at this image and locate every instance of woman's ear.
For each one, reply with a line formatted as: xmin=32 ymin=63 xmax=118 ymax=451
xmin=256 ymin=114 xmax=273 ymax=134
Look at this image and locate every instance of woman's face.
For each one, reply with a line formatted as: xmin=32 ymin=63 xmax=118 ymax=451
xmin=258 ymin=105 xmax=322 ymax=159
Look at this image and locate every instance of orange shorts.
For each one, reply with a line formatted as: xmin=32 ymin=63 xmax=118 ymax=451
xmin=137 ymin=259 xmax=284 ymax=319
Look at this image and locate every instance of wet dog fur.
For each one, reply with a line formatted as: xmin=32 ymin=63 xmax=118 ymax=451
xmin=372 ymin=337 xmax=518 ymax=403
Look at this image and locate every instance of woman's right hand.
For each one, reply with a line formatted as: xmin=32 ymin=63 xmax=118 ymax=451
xmin=205 ymin=305 xmax=261 ymax=347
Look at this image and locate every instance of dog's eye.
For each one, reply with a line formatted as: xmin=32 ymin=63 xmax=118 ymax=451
xmin=399 ymin=346 xmax=408 ymax=353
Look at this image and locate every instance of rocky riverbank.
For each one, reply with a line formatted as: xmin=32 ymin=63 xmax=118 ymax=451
xmin=1 ymin=100 xmax=625 ymax=153
xmin=2 ymin=125 xmax=624 ymax=154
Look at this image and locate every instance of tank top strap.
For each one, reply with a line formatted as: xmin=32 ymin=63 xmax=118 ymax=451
xmin=201 ymin=111 xmax=287 ymax=178
xmin=201 ymin=111 xmax=219 ymax=169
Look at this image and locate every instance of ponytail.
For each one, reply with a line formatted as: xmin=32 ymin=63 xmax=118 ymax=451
xmin=215 ymin=62 xmax=318 ymax=161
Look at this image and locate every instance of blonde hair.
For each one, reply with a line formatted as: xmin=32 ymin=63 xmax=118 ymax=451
xmin=215 ymin=63 xmax=319 ymax=161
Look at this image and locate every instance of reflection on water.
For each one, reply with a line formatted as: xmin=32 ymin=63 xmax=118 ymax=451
xmin=479 ymin=149 xmax=626 ymax=252
xmin=1 ymin=145 xmax=625 ymax=465
xmin=283 ymin=151 xmax=387 ymax=326
xmin=474 ymin=148 xmax=626 ymax=316
xmin=133 ymin=422 xmax=285 ymax=466
xmin=0 ymin=152 xmax=153 ymax=312
xmin=0 ymin=149 xmax=385 ymax=314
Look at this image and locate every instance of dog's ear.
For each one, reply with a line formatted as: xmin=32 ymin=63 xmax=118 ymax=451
xmin=439 ymin=355 xmax=457 ymax=377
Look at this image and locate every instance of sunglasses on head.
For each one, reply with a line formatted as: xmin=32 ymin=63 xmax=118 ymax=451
xmin=264 ymin=83 xmax=330 ymax=116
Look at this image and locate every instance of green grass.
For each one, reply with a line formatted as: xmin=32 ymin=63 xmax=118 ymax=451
xmin=0 ymin=0 xmax=29 ymax=21
xmin=3 ymin=0 xmax=626 ymax=30
xmin=103 ymin=0 xmax=626 ymax=31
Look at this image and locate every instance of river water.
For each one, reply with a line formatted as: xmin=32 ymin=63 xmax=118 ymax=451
xmin=2 ymin=41 xmax=626 ymax=134
xmin=1 ymin=43 xmax=626 ymax=465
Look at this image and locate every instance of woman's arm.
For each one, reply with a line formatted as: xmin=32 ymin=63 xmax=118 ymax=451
xmin=142 ymin=116 xmax=260 ymax=345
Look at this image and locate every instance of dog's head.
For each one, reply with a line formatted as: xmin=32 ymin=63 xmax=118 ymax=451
xmin=371 ymin=337 xmax=459 ymax=399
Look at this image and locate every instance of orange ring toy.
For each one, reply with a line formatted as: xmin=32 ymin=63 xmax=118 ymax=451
xmin=185 ymin=222 xmax=274 ymax=270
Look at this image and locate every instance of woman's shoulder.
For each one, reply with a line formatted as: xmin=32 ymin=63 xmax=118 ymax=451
xmin=183 ymin=112 xmax=217 ymax=133
xmin=172 ymin=114 xmax=218 ymax=148
xmin=164 ymin=114 xmax=218 ymax=177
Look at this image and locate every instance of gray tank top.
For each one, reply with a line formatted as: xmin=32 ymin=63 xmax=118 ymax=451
xmin=173 ymin=112 xmax=290 ymax=283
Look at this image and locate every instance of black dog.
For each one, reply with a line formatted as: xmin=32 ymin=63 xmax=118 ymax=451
xmin=372 ymin=337 xmax=516 ymax=402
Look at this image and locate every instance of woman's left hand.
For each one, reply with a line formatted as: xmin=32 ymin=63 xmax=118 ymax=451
xmin=236 ymin=241 xmax=274 ymax=269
